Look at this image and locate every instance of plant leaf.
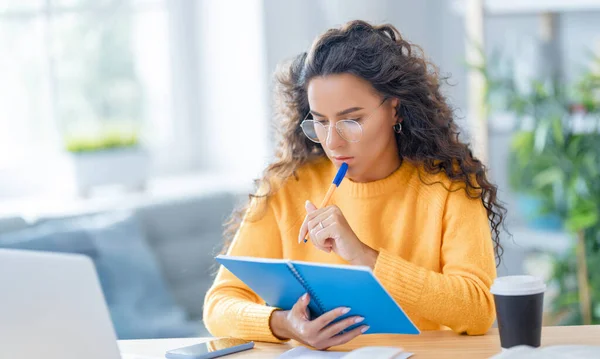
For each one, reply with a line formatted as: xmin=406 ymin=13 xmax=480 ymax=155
xmin=565 ymin=210 xmax=599 ymax=231
xmin=534 ymin=120 xmax=551 ymax=153
xmin=552 ymin=117 xmax=565 ymax=146
xmin=533 ymin=167 xmax=564 ymax=189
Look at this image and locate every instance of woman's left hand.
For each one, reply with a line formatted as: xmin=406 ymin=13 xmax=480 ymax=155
xmin=298 ymin=201 xmax=378 ymax=267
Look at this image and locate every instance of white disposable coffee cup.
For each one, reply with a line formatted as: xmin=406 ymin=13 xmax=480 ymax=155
xmin=491 ymin=275 xmax=546 ymax=349
xmin=490 ymin=275 xmax=547 ymax=296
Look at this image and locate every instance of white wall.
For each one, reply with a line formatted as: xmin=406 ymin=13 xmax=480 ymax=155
xmin=166 ymin=0 xmax=202 ymax=173
xmin=561 ymin=12 xmax=600 ymax=84
xmin=195 ymin=0 xmax=271 ymax=179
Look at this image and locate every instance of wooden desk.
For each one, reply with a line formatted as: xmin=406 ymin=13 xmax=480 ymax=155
xmin=118 ymin=325 xmax=600 ymax=359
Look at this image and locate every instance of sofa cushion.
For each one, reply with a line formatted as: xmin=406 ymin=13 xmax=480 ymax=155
xmin=136 ymin=192 xmax=238 ymax=318
xmin=66 ymin=211 xmax=200 ymax=339
xmin=137 ymin=192 xmax=236 ymax=247
xmin=0 ymin=219 xmax=97 ymax=257
xmin=153 ymin=232 xmax=222 ymax=319
xmin=0 ymin=216 xmax=30 ymax=235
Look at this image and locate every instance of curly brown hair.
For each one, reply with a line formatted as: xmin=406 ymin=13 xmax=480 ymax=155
xmin=219 ymin=20 xmax=506 ymax=265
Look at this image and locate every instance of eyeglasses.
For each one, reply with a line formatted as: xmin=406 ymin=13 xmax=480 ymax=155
xmin=300 ymin=98 xmax=387 ymax=143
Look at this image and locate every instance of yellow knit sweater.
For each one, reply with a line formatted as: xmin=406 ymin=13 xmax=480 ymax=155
xmin=203 ymin=157 xmax=497 ymax=342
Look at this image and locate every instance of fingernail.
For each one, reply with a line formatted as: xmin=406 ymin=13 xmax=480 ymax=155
xmin=361 ymin=326 xmax=370 ymax=333
xmin=341 ymin=307 xmax=351 ymax=314
xmin=305 ymin=200 xmax=310 ymax=208
xmin=302 ymin=293 xmax=308 ymax=301
xmin=354 ymin=317 xmax=364 ymax=324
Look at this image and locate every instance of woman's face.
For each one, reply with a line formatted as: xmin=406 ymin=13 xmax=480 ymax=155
xmin=306 ymin=73 xmax=401 ymax=182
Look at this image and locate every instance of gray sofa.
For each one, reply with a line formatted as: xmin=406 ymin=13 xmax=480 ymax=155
xmin=0 ymin=188 xmax=246 ymax=339
xmin=137 ymin=191 xmax=242 ymax=323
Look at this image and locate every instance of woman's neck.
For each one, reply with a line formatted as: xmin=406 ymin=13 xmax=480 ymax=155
xmin=349 ymin=149 xmax=402 ymax=183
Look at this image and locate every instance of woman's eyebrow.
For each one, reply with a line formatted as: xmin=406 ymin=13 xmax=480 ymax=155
xmin=310 ymin=107 xmax=364 ymax=117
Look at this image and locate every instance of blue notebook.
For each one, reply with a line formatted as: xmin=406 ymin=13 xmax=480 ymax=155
xmin=215 ymin=255 xmax=419 ymax=335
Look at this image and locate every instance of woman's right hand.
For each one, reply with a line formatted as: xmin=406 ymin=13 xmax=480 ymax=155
xmin=269 ymin=293 xmax=369 ymax=350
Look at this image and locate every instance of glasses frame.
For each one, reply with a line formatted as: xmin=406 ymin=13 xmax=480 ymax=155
xmin=299 ymin=98 xmax=388 ymax=144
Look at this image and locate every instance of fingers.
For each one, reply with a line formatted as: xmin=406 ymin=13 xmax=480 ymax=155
xmin=319 ymin=315 xmax=365 ymax=339
xmin=307 ymin=210 xmax=335 ymax=235
xmin=289 ymin=299 xmax=368 ymax=350
xmin=311 ymin=306 xmax=350 ymax=329
xmin=298 ymin=201 xmax=321 ymax=243
xmin=312 ymin=229 xmax=333 ymax=252
xmin=312 ymin=221 xmax=339 ymax=252
xmin=321 ymin=324 xmax=369 ymax=349
xmin=291 ymin=293 xmax=311 ymax=320
xmin=307 ymin=310 xmax=368 ymax=350
xmin=288 ymin=294 xmax=323 ymax=347
xmin=298 ymin=202 xmax=332 ymax=243
xmin=306 ymin=208 xmax=336 ymax=250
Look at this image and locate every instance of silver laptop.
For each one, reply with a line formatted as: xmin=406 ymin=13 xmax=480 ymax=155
xmin=0 ymin=249 xmax=122 ymax=359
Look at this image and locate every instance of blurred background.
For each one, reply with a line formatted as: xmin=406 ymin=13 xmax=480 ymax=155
xmin=1 ymin=0 xmax=599 ymax=339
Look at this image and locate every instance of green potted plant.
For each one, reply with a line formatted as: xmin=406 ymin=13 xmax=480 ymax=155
xmin=477 ymin=50 xmax=600 ymax=325
xmin=65 ymin=121 xmax=149 ymax=197
xmin=507 ymin=79 xmax=568 ymax=231
xmin=546 ymin=57 xmax=600 ymax=325
xmin=472 ymin=49 xmax=564 ymax=229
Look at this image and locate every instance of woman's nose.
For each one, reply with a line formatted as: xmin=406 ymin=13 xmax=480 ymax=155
xmin=326 ymin=124 xmax=345 ymax=150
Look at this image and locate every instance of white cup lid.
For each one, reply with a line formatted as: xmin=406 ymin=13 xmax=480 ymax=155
xmin=490 ymin=275 xmax=546 ymax=296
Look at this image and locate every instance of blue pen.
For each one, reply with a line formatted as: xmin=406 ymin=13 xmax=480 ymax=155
xmin=304 ymin=162 xmax=349 ymax=243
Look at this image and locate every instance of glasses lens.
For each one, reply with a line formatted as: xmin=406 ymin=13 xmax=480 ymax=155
xmin=337 ymin=120 xmax=362 ymax=142
xmin=300 ymin=120 xmax=323 ymax=143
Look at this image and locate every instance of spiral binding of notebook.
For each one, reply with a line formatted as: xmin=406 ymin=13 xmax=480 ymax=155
xmin=286 ymin=263 xmax=326 ymax=316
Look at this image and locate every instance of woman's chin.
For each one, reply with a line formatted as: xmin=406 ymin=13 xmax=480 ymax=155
xmin=344 ymin=166 xmax=363 ymax=182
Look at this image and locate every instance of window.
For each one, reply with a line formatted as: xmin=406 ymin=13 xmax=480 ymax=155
xmin=0 ymin=0 xmax=171 ymax=170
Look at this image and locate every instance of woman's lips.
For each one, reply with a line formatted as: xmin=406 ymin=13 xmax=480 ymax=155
xmin=333 ymin=156 xmax=354 ymax=162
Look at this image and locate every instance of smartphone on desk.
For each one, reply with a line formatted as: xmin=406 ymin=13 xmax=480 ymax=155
xmin=165 ymin=338 xmax=254 ymax=359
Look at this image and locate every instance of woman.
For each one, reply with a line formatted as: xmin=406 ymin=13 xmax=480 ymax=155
xmin=203 ymin=20 xmax=505 ymax=350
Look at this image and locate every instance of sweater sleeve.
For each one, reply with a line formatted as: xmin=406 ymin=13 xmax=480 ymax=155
xmin=373 ymin=187 xmax=497 ymax=335
xmin=202 ymin=197 xmax=288 ymax=343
